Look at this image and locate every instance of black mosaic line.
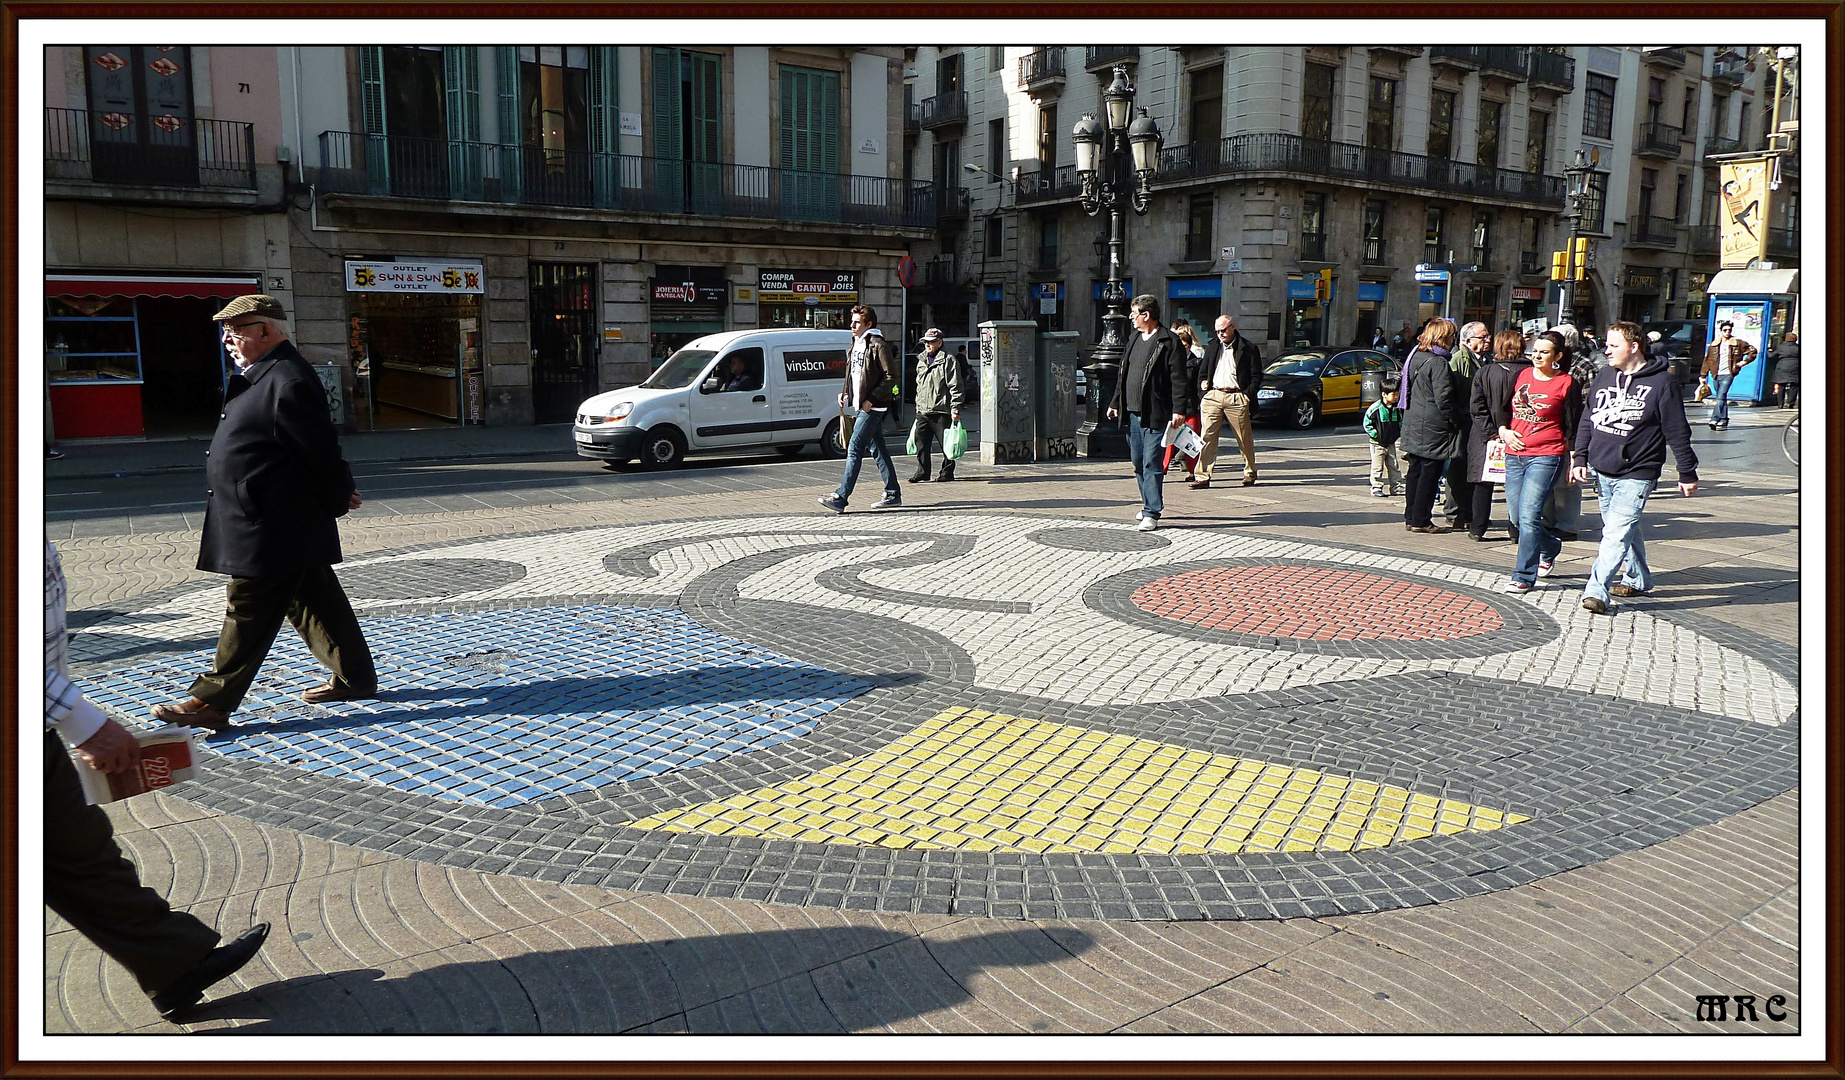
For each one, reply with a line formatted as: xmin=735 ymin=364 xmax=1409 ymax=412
xmin=1027 ymin=526 xmax=1172 ymax=553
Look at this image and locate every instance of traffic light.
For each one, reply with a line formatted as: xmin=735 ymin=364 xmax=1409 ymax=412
xmin=1314 ymin=268 xmax=1333 ymax=301
xmin=1571 ymin=237 xmax=1590 ymax=280
xmin=1551 ymin=250 xmax=1568 ymax=281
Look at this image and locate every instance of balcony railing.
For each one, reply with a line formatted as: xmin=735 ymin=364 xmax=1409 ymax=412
xmin=1364 ymin=236 xmax=1387 ymax=265
xmin=316 ymin=131 xmax=936 ymax=229
xmin=1118 ymin=132 xmax=1566 ymax=208
xmin=1530 ymin=48 xmax=1576 ymax=89
xmin=45 ymin=107 xmax=256 ymax=190
xmin=1430 ymin=46 xmax=1484 ymax=69
xmin=1711 ymin=54 xmax=1748 ymax=85
xmin=1020 ymin=48 xmax=1065 ymax=91
xmin=923 ymin=258 xmax=958 ymax=288
xmin=1298 ymin=232 xmax=1327 ymax=261
xmin=904 ymin=103 xmax=920 ymax=135
xmin=1186 ymin=232 xmax=1215 ymax=262
xmin=1014 ymin=163 xmax=1084 ymax=204
xmin=1519 ymin=250 xmax=1542 ymax=275
xmin=1481 ymin=46 xmax=1530 ymax=79
xmin=1638 ymin=122 xmax=1683 ymax=157
xmin=1767 ymin=227 xmax=1798 ymax=257
xmin=1085 ymin=46 xmax=1138 ymax=71
xmin=935 ymin=185 xmax=971 ymax=226
xmin=1644 ymin=47 xmax=1687 ymax=68
xmin=920 ymin=91 xmax=969 ymax=129
xmin=1705 ymin=134 xmax=1744 ymax=157
xmin=1689 ymin=225 xmax=1719 ymax=253
xmin=1629 ymin=215 xmax=1680 ymax=247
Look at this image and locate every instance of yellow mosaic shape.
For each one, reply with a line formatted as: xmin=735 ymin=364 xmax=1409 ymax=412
xmin=631 ymin=708 xmax=1530 ymax=855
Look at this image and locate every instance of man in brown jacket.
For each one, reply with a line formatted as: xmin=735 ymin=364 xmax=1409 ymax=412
xmin=1698 ymin=320 xmax=1756 ymax=431
xmin=819 ymin=304 xmax=903 ymax=512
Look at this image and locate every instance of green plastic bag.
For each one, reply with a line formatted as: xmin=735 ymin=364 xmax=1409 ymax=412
xmin=905 ymin=419 xmax=921 ymax=457
xmin=944 ymin=422 xmax=968 ymax=461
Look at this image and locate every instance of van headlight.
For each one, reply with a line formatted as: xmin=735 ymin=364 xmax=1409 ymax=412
xmin=605 ymin=402 xmax=634 ymax=422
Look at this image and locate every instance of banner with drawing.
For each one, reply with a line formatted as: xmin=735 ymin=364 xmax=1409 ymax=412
xmin=1717 ymin=159 xmax=1771 ymax=268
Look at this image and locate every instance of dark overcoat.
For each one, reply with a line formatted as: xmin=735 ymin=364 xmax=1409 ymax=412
xmin=1197 ymin=333 xmax=1265 ymax=396
xmin=197 ymin=340 xmax=355 ymax=578
xmin=1109 ymin=327 xmax=1199 ymax=421
xmin=1398 ymin=346 xmax=1469 ymax=461
xmin=1464 ymin=358 xmax=1531 ymax=483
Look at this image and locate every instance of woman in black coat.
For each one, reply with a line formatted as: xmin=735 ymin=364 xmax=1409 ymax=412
xmin=1398 ymin=318 xmax=1467 ymax=532
xmin=1462 ymin=330 xmax=1533 ymax=541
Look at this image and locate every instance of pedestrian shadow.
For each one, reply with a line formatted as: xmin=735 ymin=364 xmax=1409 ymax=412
xmin=182 ymin=923 xmax=1095 ymax=1034
xmin=216 ymin=666 xmax=885 ymax=738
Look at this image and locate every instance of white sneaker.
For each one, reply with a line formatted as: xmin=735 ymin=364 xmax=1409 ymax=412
xmin=1536 ymin=558 xmax=1554 ymax=578
xmin=1135 ymin=509 xmax=1147 ymax=521
xmin=1502 ymin=580 xmax=1533 ymax=594
xmin=1136 ymin=516 xmax=1159 ymax=532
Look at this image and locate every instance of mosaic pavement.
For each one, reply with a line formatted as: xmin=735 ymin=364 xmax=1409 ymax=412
xmin=68 ymin=513 xmax=1800 ymax=922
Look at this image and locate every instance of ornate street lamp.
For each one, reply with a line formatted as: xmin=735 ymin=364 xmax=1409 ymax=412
xmin=1560 ymin=146 xmax=1598 ymax=327
xmin=1074 ymin=66 xmax=1161 ymax=458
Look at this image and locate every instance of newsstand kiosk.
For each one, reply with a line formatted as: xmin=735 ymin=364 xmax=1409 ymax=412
xmin=1702 ymin=268 xmax=1799 ymax=405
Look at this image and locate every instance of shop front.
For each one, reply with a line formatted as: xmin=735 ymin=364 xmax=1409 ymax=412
xmin=344 ymin=258 xmax=484 ymax=430
xmin=1354 ymin=280 xmax=1387 ymax=345
xmin=45 ymin=274 xmax=258 ymax=440
xmin=1509 ymin=286 xmax=1546 ymax=330
xmin=1166 ymin=277 xmax=1221 ymax=337
xmin=649 ymin=265 xmax=729 ymax=365
xmin=758 ymin=269 xmax=858 ymax=330
xmin=1285 ymin=274 xmax=1330 ymax=347
xmin=1620 ymin=267 xmax=1661 ymax=324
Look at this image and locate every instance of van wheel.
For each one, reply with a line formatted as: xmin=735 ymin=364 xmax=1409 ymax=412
xmin=640 ymin=426 xmax=686 ymax=469
xmin=820 ymin=418 xmax=848 ymax=459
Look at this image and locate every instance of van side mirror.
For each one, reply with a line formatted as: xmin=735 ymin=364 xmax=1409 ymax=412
xmin=700 ymin=377 xmax=720 ymax=394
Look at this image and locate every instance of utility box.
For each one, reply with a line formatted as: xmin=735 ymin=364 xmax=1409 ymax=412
xmin=1035 ymin=331 xmax=1083 ymax=459
xmin=978 ymin=320 xmax=1037 ymax=464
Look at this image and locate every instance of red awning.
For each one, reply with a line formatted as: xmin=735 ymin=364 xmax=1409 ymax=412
xmin=46 ymin=275 xmax=260 ymax=300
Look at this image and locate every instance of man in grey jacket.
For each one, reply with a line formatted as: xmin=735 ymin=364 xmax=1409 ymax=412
xmin=909 ymin=328 xmax=964 ymax=483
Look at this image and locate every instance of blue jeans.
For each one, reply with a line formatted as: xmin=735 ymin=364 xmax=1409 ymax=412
xmin=834 ymin=408 xmax=899 ymax=505
xmin=1584 ymin=475 xmax=1655 ymax=602
xmin=1126 ymin=412 xmax=1165 ymax=519
xmin=1503 ymin=454 xmax=1565 ymax=585
xmin=1708 ymin=373 xmax=1735 ymax=424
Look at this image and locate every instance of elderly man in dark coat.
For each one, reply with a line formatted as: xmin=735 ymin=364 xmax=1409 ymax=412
xmin=152 ymin=295 xmax=375 ymax=732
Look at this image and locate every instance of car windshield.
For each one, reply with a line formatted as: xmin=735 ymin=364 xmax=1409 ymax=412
xmin=1265 ymin=353 xmax=1327 ymax=377
xmin=641 ymin=349 xmax=717 ymax=389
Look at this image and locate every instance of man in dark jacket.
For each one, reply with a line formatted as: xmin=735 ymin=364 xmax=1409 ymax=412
xmin=819 ymin=304 xmax=903 ymax=512
xmin=152 ymin=296 xmax=374 ymax=731
xmin=1192 ymin=314 xmax=1263 ymax=488
xmin=1770 ymin=331 xmax=1799 ymax=408
xmin=1571 ymin=321 xmax=1699 ymax=615
xmin=1106 ymin=295 xmax=1197 ymax=531
xmin=909 ymin=327 xmax=964 ymax=483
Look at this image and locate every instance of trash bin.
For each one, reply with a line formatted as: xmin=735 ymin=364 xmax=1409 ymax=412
xmin=1360 ymin=370 xmax=1383 ymax=407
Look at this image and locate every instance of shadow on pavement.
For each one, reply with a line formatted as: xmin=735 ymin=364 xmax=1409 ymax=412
xmin=185 ymin=924 xmax=1094 ymax=1034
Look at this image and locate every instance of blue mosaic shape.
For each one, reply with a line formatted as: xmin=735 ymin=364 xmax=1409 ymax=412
xmin=80 ymin=606 xmax=870 ymax=809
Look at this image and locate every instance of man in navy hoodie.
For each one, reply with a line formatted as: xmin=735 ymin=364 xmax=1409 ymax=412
xmin=1570 ymin=321 xmax=1699 ymax=614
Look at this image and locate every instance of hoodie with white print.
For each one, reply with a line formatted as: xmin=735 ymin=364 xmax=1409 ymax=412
xmin=1572 ymin=355 xmax=1699 ymax=483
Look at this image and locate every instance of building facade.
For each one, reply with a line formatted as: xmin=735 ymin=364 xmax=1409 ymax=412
xmin=900 ymin=44 xmax=1799 ymax=358
xmin=44 ymin=44 xmax=931 ymax=436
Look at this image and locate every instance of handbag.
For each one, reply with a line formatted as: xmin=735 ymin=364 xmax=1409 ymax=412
xmin=1694 ymin=381 xmax=1712 ymax=401
xmin=943 ymin=422 xmax=968 ymax=460
xmin=905 ymin=419 xmax=922 ymax=457
xmin=1482 ymin=437 xmax=1508 ymax=483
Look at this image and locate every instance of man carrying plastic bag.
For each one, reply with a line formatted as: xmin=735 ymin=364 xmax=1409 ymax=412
xmin=907 ymin=328 xmax=964 ymax=483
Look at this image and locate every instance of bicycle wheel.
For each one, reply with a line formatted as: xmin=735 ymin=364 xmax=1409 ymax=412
xmin=1782 ymin=413 xmax=1799 ymax=466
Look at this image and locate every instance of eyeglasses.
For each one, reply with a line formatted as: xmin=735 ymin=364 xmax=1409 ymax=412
xmin=220 ymin=321 xmax=265 ymax=337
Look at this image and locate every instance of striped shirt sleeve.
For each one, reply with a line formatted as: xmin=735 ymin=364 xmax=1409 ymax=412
xmin=45 ymin=541 xmax=106 ymax=746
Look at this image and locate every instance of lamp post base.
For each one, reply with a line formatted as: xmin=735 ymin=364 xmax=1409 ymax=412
xmin=1077 ymin=362 xmax=1127 ymax=459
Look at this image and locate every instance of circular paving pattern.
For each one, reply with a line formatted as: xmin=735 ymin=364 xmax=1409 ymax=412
xmin=1131 ymin=565 xmax=1504 ymax=642
xmin=339 ymin=558 xmax=527 ymax=600
xmin=66 ymin=513 xmax=1800 ymax=922
xmin=1028 ymin=526 xmax=1171 ymax=552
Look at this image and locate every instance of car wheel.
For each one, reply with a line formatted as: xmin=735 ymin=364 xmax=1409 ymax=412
xmin=820 ymin=418 xmax=848 ymax=459
xmin=640 ymin=426 xmax=686 ymax=469
xmin=1291 ymin=396 xmax=1320 ymax=429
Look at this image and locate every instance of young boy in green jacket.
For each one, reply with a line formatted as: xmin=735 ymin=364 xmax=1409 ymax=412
xmin=1363 ymin=375 xmax=1404 ymax=497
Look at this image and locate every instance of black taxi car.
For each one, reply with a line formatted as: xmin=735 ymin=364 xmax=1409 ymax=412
xmin=1252 ymin=347 xmax=1396 ymax=428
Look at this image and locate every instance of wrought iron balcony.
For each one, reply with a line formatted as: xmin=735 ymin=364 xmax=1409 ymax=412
xmin=1368 ymin=46 xmax=1424 ymax=59
xmin=919 ymin=91 xmax=969 ymax=130
xmin=1704 ymin=134 xmax=1744 ymax=157
xmin=935 ymin=185 xmax=971 ymax=227
xmin=45 ymin=107 xmax=256 ymax=191
xmin=1430 ymin=46 xmax=1484 ymax=70
xmin=1688 ymin=225 xmax=1719 ymax=253
xmin=1481 ymin=46 xmax=1530 ymax=80
xmin=1643 ymin=47 xmax=1687 ymax=68
xmin=1529 ymin=48 xmax=1576 ymax=90
xmin=316 ymin=131 xmax=937 ymax=230
xmin=1519 ymin=249 xmax=1542 ymax=275
xmin=1638 ymin=122 xmax=1683 ymax=158
xmin=923 ymin=257 xmax=958 ymax=288
xmin=1019 ymin=48 xmax=1066 ymax=93
xmin=1298 ymin=232 xmax=1327 ymax=262
xmin=1084 ymin=46 xmax=1138 ymax=71
xmin=1138 ymin=132 xmax=1567 ymax=208
xmin=1629 ymin=215 xmax=1680 ymax=247
xmin=1710 ymin=53 xmax=1748 ymax=85
xmin=905 ymin=103 xmax=920 ymax=135
xmin=1013 ymin=163 xmax=1083 ymax=205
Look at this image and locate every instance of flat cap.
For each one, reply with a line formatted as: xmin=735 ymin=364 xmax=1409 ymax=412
xmin=212 ymin=294 xmax=287 ymax=321
xmin=921 ymin=327 xmax=944 ymax=341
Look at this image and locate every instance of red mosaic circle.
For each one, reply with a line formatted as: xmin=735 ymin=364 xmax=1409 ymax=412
xmin=1131 ymin=566 xmax=1505 ymax=641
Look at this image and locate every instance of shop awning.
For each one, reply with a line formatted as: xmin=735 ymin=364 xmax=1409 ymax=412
xmin=1707 ymin=268 xmax=1800 ymax=296
xmin=46 ymin=275 xmax=261 ymax=299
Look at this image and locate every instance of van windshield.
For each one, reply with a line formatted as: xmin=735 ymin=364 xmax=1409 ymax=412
xmin=641 ymin=349 xmax=717 ymax=389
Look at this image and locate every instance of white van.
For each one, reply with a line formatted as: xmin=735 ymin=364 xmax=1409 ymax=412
xmin=573 ymin=328 xmax=856 ymax=467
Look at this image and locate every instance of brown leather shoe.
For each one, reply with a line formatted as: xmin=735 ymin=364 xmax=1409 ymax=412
xmin=1609 ymin=584 xmax=1645 ymax=598
xmin=1189 ymin=479 xmax=1211 ymax=489
xmin=151 ymin=698 xmax=232 ymax=732
xmin=301 ymin=680 xmax=372 ymax=704
xmin=1241 ymin=475 xmax=1257 ymax=487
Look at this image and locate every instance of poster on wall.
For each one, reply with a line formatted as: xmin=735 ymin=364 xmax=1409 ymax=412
xmin=1711 ymin=301 xmax=1767 ymax=358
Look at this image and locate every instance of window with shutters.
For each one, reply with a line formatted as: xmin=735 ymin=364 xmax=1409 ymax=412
xmin=520 ymin=46 xmax=590 ymax=204
xmin=379 ymin=46 xmax=448 ymax=198
xmin=1428 ymin=89 xmax=1455 ymax=160
xmin=655 ymin=49 xmax=724 ymax=215
xmin=1037 ymin=104 xmax=1057 ymax=169
xmin=780 ymin=65 xmax=840 ymax=221
xmin=83 ymin=46 xmax=198 ymax=186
